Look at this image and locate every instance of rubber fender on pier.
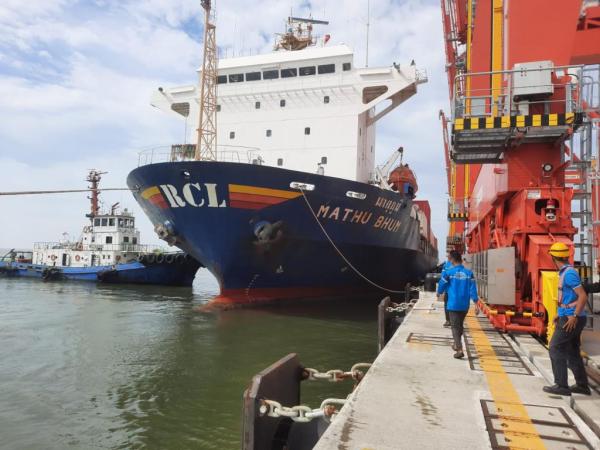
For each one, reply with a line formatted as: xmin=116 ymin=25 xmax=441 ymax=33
xmin=242 ymin=353 xmax=317 ymax=450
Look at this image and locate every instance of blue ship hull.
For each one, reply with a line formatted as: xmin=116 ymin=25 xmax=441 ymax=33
xmin=127 ymin=161 xmax=438 ymax=304
xmin=0 ymin=255 xmax=201 ymax=286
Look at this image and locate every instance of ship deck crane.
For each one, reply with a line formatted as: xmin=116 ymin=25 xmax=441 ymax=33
xmin=439 ymin=0 xmax=600 ymax=338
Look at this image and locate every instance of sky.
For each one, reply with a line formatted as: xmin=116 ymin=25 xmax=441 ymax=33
xmin=0 ymin=0 xmax=450 ymax=254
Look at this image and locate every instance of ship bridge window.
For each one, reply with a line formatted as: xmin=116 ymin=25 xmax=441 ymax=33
xmin=94 ymin=218 xmax=100 ymax=226
xmin=217 ymin=75 xmax=227 ymax=84
xmin=281 ymin=68 xmax=297 ymax=78
xmin=318 ymin=64 xmax=335 ymax=74
xmin=228 ymin=73 xmax=244 ymax=83
xmin=299 ymin=66 xmax=316 ymax=76
xmin=109 ymin=218 xmax=115 ymax=226
xmin=123 ymin=236 xmax=129 ymax=243
xmin=305 ymin=127 xmax=311 ymax=135
xmin=246 ymin=71 xmax=261 ymax=81
xmin=319 ymin=64 xmax=335 ymax=74
xmin=133 ymin=237 xmax=137 ymax=244
xmin=229 ymin=131 xmax=235 ymax=139
xmin=101 ymin=218 xmax=107 ymax=226
xmin=263 ymin=70 xmax=279 ymax=80
xmin=343 ymin=62 xmax=351 ymax=71
xmin=106 ymin=236 xmax=113 ymax=244
xmin=118 ymin=218 xmax=124 ymax=227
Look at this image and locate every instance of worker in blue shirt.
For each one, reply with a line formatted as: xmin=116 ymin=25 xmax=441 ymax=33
xmin=441 ymin=255 xmax=453 ymax=328
xmin=436 ymin=250 xmax=479 ymax=359
xmin=543 ymin=242 xmax=591 ymax=396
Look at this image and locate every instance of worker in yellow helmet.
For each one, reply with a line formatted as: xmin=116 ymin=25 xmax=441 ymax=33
xmin=542 ymin=242 xmax=591 ymax=396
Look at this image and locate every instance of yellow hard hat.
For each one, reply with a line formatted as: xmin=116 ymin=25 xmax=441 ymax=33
xmin=548 ymin=242 xmax=570 ymax=258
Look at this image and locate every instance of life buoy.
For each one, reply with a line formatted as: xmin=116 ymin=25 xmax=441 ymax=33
xmin=50 ymin=255 xmax=57 ymax=261
xmin=156 ymin=254 xmax=165 ymax=264
xmin=165 ymin=253 xmax=175 ymax=264
xmin=146 ymin=254 xmax=156 ymax=264
xmin=75 ymin=255 xmax=81 ymax=262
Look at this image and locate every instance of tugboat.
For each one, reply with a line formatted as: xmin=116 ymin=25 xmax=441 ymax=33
xmin=0 ymin=170 xmax=202 ymax=286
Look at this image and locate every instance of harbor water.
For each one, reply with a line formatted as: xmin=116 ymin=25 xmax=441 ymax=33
xmin=0 ymin=269 xmax=378 ymax=449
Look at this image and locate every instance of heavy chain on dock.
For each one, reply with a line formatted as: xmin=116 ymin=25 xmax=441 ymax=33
xmin=303 ymin=362 xmax=371 ymax=382
xmin=259 ymin=398 xmax=347 ymax=423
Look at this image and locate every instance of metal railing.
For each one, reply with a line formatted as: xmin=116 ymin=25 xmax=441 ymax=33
xmin=448 ymin=198 xmax=469 ymax=217
xmin=138 ymin=144 xmax=261 ymax=166
xmin=33 ymin=242 xmax=165 ymax=253
xmin=453 ymin=64 xmax=584 ymax=121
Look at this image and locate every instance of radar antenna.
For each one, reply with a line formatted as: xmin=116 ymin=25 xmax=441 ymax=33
xmin=275 ymin=16 xmax=329 ymax=51
xmin=195 ymin=0 xmax=218 ymax=161
xmin=86 ymin=170 xmax=107 ymax=220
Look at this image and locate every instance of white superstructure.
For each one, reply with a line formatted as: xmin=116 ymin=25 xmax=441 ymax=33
xmin=32 ymin=208 xmax=145 ymax=267
xmin=150 ymin=40 xmax=425 ymax=183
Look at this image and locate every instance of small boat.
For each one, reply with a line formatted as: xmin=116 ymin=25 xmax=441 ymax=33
xmin=0 ymin=170 xmax=202 ymax=286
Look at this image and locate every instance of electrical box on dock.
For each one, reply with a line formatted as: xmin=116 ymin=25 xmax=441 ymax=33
xmin=512 ymin=61 xmax=554 ymax=100
xmin=472 ymin=247 xmax=516 ymax=305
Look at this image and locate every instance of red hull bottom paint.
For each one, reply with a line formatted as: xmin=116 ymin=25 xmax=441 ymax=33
xmin=198 ymin=286 xmax=389 ymax=310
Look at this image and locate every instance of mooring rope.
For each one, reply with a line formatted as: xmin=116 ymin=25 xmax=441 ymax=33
xmin=299 ymin=189 xmax=405 ymax=294
xmin=0 ymin=188 xmax=134 ymax=196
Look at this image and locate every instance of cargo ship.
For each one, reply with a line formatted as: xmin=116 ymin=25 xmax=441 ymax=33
xmin=127 ymin=18 xmax=438 ymax=305
xmin=0 ymin=170 xmax=202 ymax=286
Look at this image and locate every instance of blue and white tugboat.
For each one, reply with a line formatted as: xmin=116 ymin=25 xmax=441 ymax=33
xmin=0 ymin=170 xmax=202 ymax=286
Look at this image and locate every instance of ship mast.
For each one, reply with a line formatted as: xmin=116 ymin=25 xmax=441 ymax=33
xmin=86 ymin=170 xmax=106 ymax=220
xmin=195 ymin=0 xmax=218 ymax=161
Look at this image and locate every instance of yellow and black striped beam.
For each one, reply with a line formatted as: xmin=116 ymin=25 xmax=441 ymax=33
xmin=448 ymin=212 xmax=469 ymax=221
xmin=453 ymin=112 xmax=582 ymax=132
xmin=575 ymin=265 xmax=592 ymax=280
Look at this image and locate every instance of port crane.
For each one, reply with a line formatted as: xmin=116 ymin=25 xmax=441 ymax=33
xmin=440 ymin=0 xmax=600 ymax=337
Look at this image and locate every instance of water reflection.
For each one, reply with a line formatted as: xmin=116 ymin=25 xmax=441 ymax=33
xmin=0 ymin=271 xmax=377 ymax=449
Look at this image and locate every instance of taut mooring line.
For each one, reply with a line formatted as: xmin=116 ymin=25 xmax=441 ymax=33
xmin=0 ymin=188 xmax=135 ymax=196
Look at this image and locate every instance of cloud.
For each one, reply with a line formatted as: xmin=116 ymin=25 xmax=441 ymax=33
xmin=0 ymin=0 xmax=451 ymax=253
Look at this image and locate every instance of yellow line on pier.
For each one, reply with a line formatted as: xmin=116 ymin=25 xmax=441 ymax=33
xmin=466 ymin=312 xmax=546 ymax=449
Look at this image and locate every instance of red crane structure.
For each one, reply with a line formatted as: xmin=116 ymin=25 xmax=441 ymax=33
xmin=439 ymin=0 xmax=600 ymax=337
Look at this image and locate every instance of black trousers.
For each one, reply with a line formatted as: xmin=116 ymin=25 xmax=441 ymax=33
xmin=449 ymin=310 xmax=468 ymax=350
xmin=549 ymin=316 xmax=589 ymax=388
xmin=443 ymin=293 xmax=450 ymax=322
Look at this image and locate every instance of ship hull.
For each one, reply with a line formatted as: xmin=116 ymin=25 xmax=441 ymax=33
xmin=127 ymin=161 xmax=438 ymax=304
xmin=0 ymin=256 xmax=201 ymax=286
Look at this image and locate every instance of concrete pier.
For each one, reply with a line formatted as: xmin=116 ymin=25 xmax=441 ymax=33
xmin=315 ymin=291 xmax=600 ymax=449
